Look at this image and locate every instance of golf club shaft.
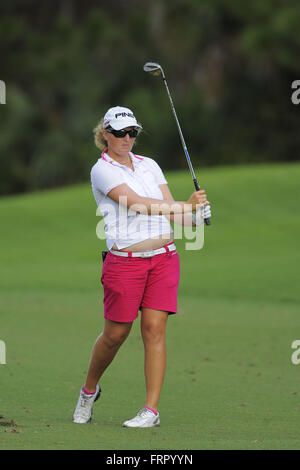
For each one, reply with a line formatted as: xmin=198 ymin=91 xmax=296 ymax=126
xmin=161 ymin=74 xmax=211 ymax=225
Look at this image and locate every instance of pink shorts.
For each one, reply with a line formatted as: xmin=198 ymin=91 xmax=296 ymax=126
xmin=100 ymin=243 xmax=180 ymax=323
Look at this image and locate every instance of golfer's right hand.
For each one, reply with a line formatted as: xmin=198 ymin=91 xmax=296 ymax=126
xmin=187 ymin=190 xmax=209 ymax=210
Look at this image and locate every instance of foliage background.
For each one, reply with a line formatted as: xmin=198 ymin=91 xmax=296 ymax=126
xmin=0 ymin=0 xmax=299 ymax=195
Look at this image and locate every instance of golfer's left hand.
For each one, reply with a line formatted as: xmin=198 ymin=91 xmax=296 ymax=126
xmin=193 ymin=204 xmax=212 ymax=226
xmin=202 ymin=204 xmax=211 ymax=220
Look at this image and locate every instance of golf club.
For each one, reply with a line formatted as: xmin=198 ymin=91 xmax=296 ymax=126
xmin=143 ymin=62 xmax=211 ymax=226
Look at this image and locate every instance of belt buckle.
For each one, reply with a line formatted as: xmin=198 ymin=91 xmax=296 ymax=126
xmin=140 ymin=250 xmax=155 ymax=258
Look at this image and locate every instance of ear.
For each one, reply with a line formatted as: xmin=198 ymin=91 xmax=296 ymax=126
xmin=102 ymin=129 xmax=109 ymax=140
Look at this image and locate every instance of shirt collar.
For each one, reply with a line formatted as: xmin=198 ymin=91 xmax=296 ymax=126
xmin=101 ymin=151 xmax=144 ymax=169
xmin=130 ymin=152 xmax=144 ymax=164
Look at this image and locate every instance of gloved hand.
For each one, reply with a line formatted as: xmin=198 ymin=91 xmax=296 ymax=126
xmin=202 ymin=204 xmax=211 ymax=221
xmin=192 ymin=205 xmax=212 ymax=226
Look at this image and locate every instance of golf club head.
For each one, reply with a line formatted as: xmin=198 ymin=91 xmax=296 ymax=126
xmin=143 ymin=62 xmax=164 ymax=77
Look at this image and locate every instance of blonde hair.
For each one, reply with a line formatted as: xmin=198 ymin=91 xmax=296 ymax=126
xmin=93 ymin=118 xmax=107 ymax=151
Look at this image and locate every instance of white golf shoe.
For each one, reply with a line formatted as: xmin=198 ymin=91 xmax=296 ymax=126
xmin=122 ymin=407 xmax=160 ymax=428
xmin=73 ymin=384 xmax=101 ymax=423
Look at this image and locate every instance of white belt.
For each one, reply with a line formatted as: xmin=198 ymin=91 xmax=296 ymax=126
xmin=110 ymin=243 xmax=176 ymax=258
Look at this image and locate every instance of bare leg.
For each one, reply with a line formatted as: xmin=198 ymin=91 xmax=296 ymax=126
xmin=84 ymin=318 xmax=132 ymax=392
xmin=140 ymin=308 xmax=168 ymax=411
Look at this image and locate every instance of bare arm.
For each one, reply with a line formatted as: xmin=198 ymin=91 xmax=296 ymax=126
xmin=159 ymin=184 xmax=196 ymax=225
xmin=107 ymin=183 xmax=208 ymax=215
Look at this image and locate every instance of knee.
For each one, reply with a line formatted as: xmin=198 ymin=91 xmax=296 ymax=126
xmin=102 ymin=328 xmax=130 ymax=350
xmin=142 ymin=321 xmax=166 ymax=344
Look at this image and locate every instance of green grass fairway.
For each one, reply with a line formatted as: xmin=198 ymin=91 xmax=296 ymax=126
xmin=0 ymin=162 xmax=300 ymax=450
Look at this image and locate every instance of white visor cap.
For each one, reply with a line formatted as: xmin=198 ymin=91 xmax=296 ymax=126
xmin=103 ymin=106 xmax=142 ymax=131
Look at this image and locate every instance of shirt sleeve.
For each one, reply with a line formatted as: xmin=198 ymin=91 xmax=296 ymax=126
xmin=90 ymin=161 xmax=126 ymax=196
xmin=147 ymin=158 xmax=168 ymax=185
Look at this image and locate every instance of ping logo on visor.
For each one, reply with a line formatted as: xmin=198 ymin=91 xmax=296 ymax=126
xmin=103 ymin=106 xmax=142 ymax=132
xmin=115 ymin=112 xmax=135 ymax=119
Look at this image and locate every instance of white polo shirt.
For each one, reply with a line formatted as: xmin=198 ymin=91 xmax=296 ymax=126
xmin=91 ymin=151 xmax=173 ymax=250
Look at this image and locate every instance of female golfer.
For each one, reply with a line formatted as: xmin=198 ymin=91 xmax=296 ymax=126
xmin=73 ymin=106 xmax=211 ymax=427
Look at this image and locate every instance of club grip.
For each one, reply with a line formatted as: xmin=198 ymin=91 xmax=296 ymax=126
xmin=193 ymin=179 xmax=211 ymax=226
